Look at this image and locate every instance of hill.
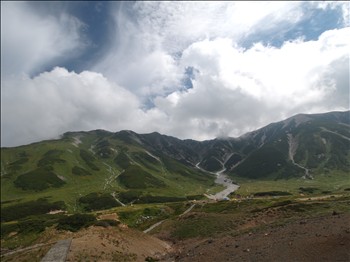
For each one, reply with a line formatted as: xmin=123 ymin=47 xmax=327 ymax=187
xmin=1 ymin=110 xmax=349 ymax=210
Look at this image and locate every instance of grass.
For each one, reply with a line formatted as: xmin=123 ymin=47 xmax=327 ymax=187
xmin=230 ymin=171 xmax=350 ymax=197
xmin=166 ymin=194 xmax=350 ymax=240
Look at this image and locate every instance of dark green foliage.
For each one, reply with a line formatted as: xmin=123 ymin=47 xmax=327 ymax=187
xmin=117 ymin=166 xmax=165 ymax=189
xmin=17 ymin=218 xmax=46 ymax=234
xmin=78 ymin=192 xmax=120 ymax=211
xmin=1 ymin=198 xmax=65 ymax=222
xmin=79 ymin=149 xmax=100 ymax=171
xmin=131 ymin=152 xmax=160 ymax=171
xmin=299 ymin=187 xmax=319 ymax=194
xmin=162 ymin=157 xmax=213 ymax=182
xmin=72 ymin=166 xmax=92 ymax=176
xmin=186 ymin=195 xmax=205 ymax=200
xmin=95 ymin=139 xmax=113 ymax=158
xmin=118 ymin=190 xmax=143 ymax=203
xmin=200 ymin=156 xmax=223 ymax=172
xmin=117 ymin=191 xmax=187 ymax=204
xmin=344 ymin=188 xmax=350 ymax=191
xmin=233 ymin=145 xmax=288 ymax=179
xmin=37 ymin=149 xmax=66 ymax=167
xmin=57 ymin=213 xmax=96 ymax=232
xmin=135 ymin=195 xmax=186 ymax=204
xmin=114 ymin=152 xmax=131 ymax=169
xmin=225 ymin=154 xmax=242 ymax=170
xmin=253 ymin=191 xmax=292 ymax=197
xmin=1 ymin=223 xmax=18 ymax=237
xmin=8 ymin=157 xmax=29 ymax=172
xmin=14 ymin=168 xmax=65 ymax=191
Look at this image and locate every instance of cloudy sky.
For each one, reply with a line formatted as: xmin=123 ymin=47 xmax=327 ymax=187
xmin=1 ymin=1 xmax=349 ymax=147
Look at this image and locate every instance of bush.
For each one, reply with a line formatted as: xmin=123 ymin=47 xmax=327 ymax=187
xmin=253 ymin=191 xmax=292 ymax=197
xmin=14 ymin=168 xmax=65 ymax=191
xmin=117 ymin=166 xmax=165 ymax=189
xmin=80 ymin=149 xmax=100 ymax=171
xmin=57 ymin=214 xmax=96 ymax=232
xmin=79 ymin=192 xmax=120 ymax=211
xmin=72 ymin=166 xmax=92 ymax=176
xmin=1 ymin=198 xmax=66 ymax=222
xmin=37 ymin=149 xmax=66 ymax=167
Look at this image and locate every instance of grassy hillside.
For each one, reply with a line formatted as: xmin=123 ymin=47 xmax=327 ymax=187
xmin=1 ymin=131 xmax=215 ymax=213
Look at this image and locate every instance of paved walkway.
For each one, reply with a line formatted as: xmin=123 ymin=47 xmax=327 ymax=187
xmin=41 ymin=239 xmax=72 ymax=262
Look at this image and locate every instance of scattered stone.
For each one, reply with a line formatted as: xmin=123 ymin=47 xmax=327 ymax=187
xmin=207 ymin=239 xmax=213 ymax=244
xmin=235 ymin=244 xmax=239 ymax=248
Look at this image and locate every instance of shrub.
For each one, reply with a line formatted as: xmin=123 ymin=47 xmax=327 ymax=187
xmin=14 ymin=168 xmax=65 ymax=191
xmin=37 ymin=149 xmax=66 ymax=167
xmin=79 ymin=192 xmax=120 ymax=211
xmin=1 ymin=198 xmax=65 ymax=222
xmin=80 ymin=149 xmax=100 ymax=171
xmin=117 ymin=166 xmax=165 ymax=189
xmin=57 ymin=214 xmax=96 ymax=232
xmin=72 ymin=166 xmax=92 ymax=176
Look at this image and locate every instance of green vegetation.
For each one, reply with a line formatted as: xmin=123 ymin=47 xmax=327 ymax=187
xmin=78 ymin=192 xmax=120 ymax=211
xmin=114 ymin=151 xmax=131 ymax=169
xmin=13 ymin=168 xmax=65 ymax=191
xmin=37 ymin=149 xmax=66 ymax=168
xmin=253 ymin=191 xmax=292 ymax=197
xmin=1 ymin=198 xmax=65 ymax=222
xmin=72 ymin=166 xmax=92 ymax=176
xmin=80 ymin=149 xmax=100 ymax=171
xmin=56 ymin=213 xmax=96 ymax=232
xmin=117 ymin=165 xmax=166 ymax=189
xmin=168 ymin=195 xmax=350 ymax=240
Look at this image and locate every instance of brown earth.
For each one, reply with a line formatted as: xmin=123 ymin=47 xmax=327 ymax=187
xmin=164 ymin=213 xmax=350 ymax=262
xmin=2 ymin=202 xmax=349 ymax=262
xmin=66 ymin=225 xmax=171 ymax=262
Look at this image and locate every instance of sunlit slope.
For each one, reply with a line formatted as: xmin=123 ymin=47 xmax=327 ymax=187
xmin=1 ymin=130 xmax=215 ymax=209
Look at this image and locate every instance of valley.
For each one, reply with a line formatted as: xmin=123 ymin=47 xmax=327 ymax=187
xmin=1 ymin=110 xmax=349 ymax=261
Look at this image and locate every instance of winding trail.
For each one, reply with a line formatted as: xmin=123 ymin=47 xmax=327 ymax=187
xmin=143 ymin=204 xmax=196 ymax=234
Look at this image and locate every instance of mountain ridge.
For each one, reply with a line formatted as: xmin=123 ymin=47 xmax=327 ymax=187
xmin=1 ymin=110 xmax=349 ymax=210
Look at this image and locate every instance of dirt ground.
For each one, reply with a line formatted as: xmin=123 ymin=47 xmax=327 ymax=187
xmin=165 ymin=213 xmax=350 ymax=262
xmin=66 ymin=225 xmax=171 ymax=262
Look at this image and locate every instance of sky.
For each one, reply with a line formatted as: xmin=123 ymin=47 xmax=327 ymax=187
xmin=1 ymin=1 xmax=349 ymax=147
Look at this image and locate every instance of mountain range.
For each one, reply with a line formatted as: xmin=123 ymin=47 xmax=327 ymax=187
xmin=1 ymin=111 xmax=349 ymax=210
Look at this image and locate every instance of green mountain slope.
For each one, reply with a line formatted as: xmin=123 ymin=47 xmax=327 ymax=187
xmin=0 ymin=130 xmax=215 ymax=212
xmin=1 ymin=111 xmax=349 ymax=212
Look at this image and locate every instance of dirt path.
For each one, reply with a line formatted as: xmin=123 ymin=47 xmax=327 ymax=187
xmin=144 ymin=204 xmax=197 ymax=234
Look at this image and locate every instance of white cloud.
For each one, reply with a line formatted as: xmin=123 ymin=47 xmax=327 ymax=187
xmin=1 ymin=1 xmax=85 ymax=77
xmin=1 ymin=68 xmax=144 ymax=146
xmin=93 ymin=1 xmax=306 ymax=98
xmin=1 ymin=2 xmax=349 ymax=147
xmin=153 ymin=27 xmax=350 ymax=139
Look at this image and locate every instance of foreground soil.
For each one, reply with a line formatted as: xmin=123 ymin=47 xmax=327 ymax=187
xmin=165 ymin=212 xmax=350 ymax=262
xmin=2 ymin=203 xmax=349 ymax=261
